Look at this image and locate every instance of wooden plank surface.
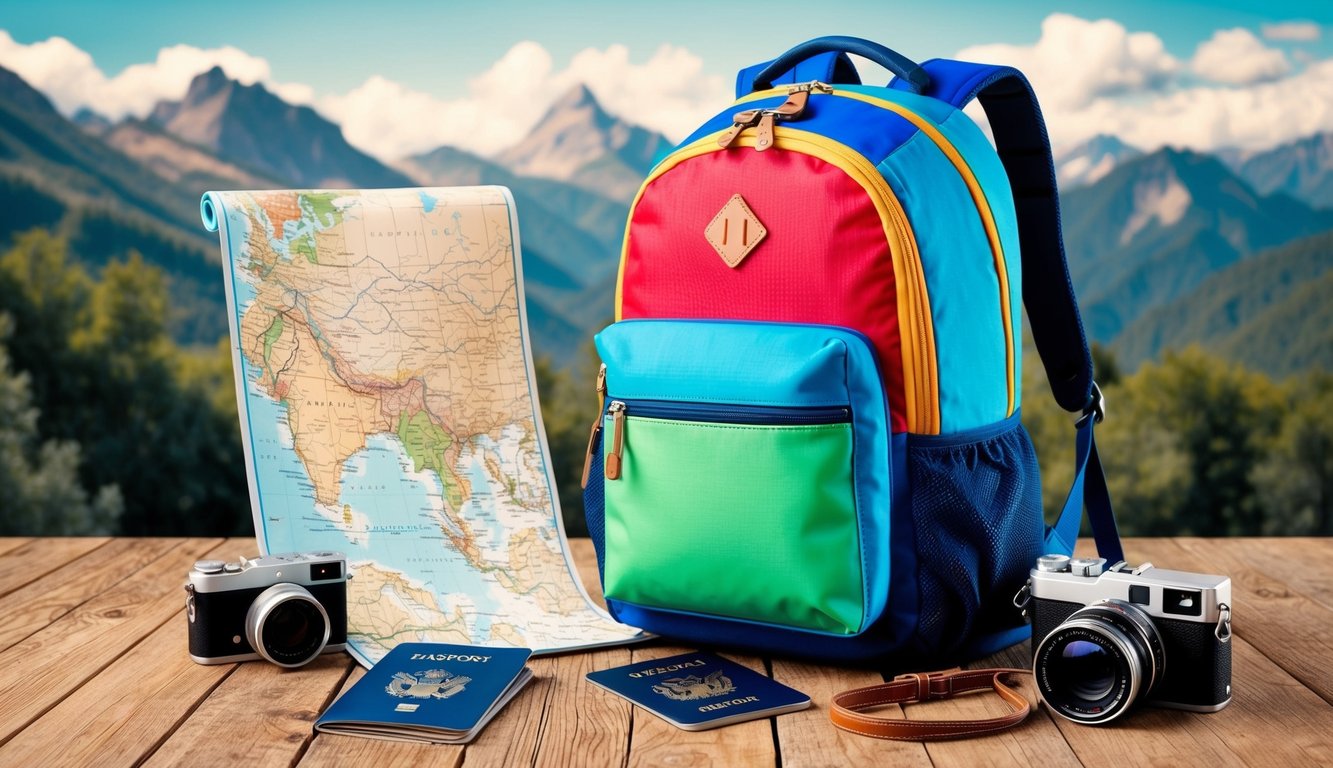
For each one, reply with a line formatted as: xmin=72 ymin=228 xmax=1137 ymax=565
xmin=0 ymin=540 xmax=234 ymax=766
xmin=0 ymin=537 xmax=221 ymax=744
xmin=0 ymin=537 xmax=186 ymax=653
xmin=0 ymin=537 xmax=107 ymax=597
xmin=1 ymin=537 xmax=1330 ymax=767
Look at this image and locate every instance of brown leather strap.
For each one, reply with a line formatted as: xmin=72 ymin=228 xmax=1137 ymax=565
xmin=829 ymin=668 xmax=1032 ymax=741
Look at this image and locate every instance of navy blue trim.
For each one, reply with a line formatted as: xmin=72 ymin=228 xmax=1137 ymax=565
xmin=735 ymin=51 xmax=861 ymax=98
xmin=751 ymin=37 xmax=929 ymax=93
xmin=905 ymin=411 xmax=1023 ymax=448
xmin=615 ymin=398 xmax=849 ymax=426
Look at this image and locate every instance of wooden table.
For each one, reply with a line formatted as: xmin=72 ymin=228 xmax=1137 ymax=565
xmin=1 ymin=536 xmax=1331 ymax=766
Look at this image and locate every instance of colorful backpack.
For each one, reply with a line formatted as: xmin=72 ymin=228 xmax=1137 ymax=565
xmin=580 ymin=36 xmax=1123 ymax=664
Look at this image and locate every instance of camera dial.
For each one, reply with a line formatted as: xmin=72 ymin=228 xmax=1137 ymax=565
xmin=244 ymin=583 xmax=332 ymax=668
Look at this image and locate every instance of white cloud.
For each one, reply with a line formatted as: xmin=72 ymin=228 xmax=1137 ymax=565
xmin=957 ymin=13 xmax=1178 ymax=111
xmin=955 ymin=14 xmax=1333 ymax=154
xmin=0 ymin=30 xmax=724 ymax=161
xmin=320 ymin=41 xmax=728 ymax=159
xmin=1191 ymin=28 xmax=1289 ymax=85
xmin=1262 ymin=21 xmax=1323 ymax=42
xmin=0 ymin=30 xmax=308 ymax=119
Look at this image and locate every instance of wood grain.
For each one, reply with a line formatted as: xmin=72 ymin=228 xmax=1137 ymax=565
xmin=143 ymin=650 xmax=353 ymax=767
xmin=523 ymin=648 xmax=633 ymax=768
xmin=0 ymin=537 xmax=107 ymax=597
xmin=1132 ymin=537 xmax=1333 ymax=703
xmin=0 ymin=537 xmax=186 ymax=652
xmin=299 ymin=667 xmax=464 ymax=768
xmin=627 ymin=645 xmax=775 ymax=768
xmin=1 ymin=536 xmax=1330 ymax=766
xmin=0 ymin=602 xmax=233 ymax=766
xmin=770 ymin=658 xmax=930 ymax=768
xmin=0 ymin=538 xmax=33 ymax=558
xmin=0 ymin=537 xmax=222 ymax=744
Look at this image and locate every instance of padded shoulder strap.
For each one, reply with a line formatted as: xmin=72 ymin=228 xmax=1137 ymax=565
xmin=892 ymin=58 xmax=1093 ymax=414
xmin=735 ymin=51 xmax=861 ymax=97
xmin=892 ymin=59 xmax=1123 ymax=562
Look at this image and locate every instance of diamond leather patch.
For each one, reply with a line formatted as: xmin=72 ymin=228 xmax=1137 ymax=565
xmin=704 ymin=194 xmax=767 ymax=268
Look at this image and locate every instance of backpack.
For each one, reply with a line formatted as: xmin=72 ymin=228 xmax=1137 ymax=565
xmin=580 ymin=36 xmax=1123 ymax=664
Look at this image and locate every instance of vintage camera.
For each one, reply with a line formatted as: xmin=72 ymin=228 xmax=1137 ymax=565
xmin=1021 ymin=554 xmax=1232 ymax=724
xmin=185 ymin=551 xmax=349 ymax=668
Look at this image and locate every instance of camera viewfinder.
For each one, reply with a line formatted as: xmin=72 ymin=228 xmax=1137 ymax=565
xmin=310 ymin=561 xmax=343 ymax=581
xmin=1162 ymin=588 xmax=1202 ymax=616
xmin=1129 ymin=585 xmax=1150 ymax=605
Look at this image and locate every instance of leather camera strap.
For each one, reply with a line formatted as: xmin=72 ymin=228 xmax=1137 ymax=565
xmin=829 ymin=668 xmax=1033 ymax=741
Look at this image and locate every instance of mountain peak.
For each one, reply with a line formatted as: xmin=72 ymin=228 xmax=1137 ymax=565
xmin=555 ymin=83 xmax=600 ymax=110
xmin=0 ymin=63 xmax=61 ymax=118
xmin=146 ymin=67 xmax=411 ymax=189
xmin=495 ymin=83 xmax=667 ymax=202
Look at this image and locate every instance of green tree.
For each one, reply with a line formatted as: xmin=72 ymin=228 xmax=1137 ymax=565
xmin=534 ymin=342 xmax=605 ymax=538
xmin=1253 ymin=372 xmax=1333 ymax=535
xmin=0 ymin=314 xmax=121 ymax=534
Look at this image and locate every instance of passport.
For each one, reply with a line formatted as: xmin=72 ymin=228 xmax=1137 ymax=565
xmin=315 ymin=642 xmax=533 ymax=744
xmin=586 ymin=651 xmax=810 ymax=730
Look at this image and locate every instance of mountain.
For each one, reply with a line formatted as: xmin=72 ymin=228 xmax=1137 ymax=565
xmin=103 ymin=118 xmax=283 ymax=190
xmin=1114 ymin=230 xmax=1333 ymax=377
xmin=1233 ymin=133 xmax=1333 ymax=210
xmin=1061 ymin=148 xmax=1333 ymax=342
xmin=149 ymin=67 xmax=413 ymax=188
xmin=1055 ymin=134 xmax=1141 ymax=190
xmin=0 ymin=64 xmax=225 ymax=342
xmin=495 ymin=84 xmax=667 ymax=202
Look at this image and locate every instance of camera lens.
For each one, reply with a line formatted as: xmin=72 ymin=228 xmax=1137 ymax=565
xmin=245 ymin=583 xmax=331 ymax=668
xmin=1034 ymin=600 xmax=1164 ymax=724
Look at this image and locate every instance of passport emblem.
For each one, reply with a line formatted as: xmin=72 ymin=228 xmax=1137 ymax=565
xmin=651 ymin=669 xmax=735 ymax=701
xmin=386 ymin=668 xmax=472 ymax=700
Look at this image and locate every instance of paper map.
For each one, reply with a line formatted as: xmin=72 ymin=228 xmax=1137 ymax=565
xmin=202 ymin=186 xmax=640 ymax=666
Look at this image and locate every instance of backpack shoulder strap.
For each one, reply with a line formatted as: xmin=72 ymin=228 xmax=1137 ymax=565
xmin=892 ymin=58 xmax=1123 ymax=562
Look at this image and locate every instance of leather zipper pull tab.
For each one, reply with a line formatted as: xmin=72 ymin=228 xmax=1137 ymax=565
xmin=604 ymin=401 xmax=627 ymax=480
xmin=754 ymin=112 xmax=775 ymax=151
xmin=718 ymin=109 xmax=762 ymax=148
xmin=580 ymin=365 xmax=609 ymax=489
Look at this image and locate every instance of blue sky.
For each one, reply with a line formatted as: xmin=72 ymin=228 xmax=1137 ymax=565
xmin=2 ymin=1 xmax=1330 ymax=159
xmin=5 ymin=0 xmax=1330 ymax=95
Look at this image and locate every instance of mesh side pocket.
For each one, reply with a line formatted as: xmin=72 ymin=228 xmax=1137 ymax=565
xmin=907 ymin=419 xmax=1043 ymax=655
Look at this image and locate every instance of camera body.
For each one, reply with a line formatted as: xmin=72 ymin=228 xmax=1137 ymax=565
xmin=1026 ymin=554 xmax=1231 ymax=723
xmin=186 ymin=551 xmax=348 ymax=668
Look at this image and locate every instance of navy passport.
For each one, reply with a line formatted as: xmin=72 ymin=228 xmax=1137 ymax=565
xmin=315 ymin=643 xmax=533 ymax=744
xmin=586 ymin=651 xmax=810 ymax=730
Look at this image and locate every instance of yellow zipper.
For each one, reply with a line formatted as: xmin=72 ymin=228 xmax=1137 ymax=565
xmin=616 ymin=129 xmax=940 ymax=434
xmin=739 ymin=85 xmax=1016 ymax=418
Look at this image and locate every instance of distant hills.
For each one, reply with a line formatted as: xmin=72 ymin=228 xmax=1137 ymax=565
xmin=1061 ymin=147 xmax=1333 ymax=344
xmin=1114 ymin=230 xmax=1333 ymax=377
xmin=0 ymin=61 xmax=1327 ymax=379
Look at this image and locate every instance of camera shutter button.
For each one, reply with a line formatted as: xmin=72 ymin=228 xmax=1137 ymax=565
xmin=223 ymin=562 xmax=242 ymax=573
xmin=193 ymin=560 xmax=225 ymax=574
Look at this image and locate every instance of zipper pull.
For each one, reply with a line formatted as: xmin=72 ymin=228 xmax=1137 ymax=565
xmin=579 ymin=364 xmax=609 ymax=489
xmin=754 ymin=112 xmax=775 ymax=151
xmin=791 ymin=80 xmax=833 ymax=95
xmin=604 ymin=401 xmax=627 ymax=481
xmin=718 ymin=109 xmax=762 ymax=148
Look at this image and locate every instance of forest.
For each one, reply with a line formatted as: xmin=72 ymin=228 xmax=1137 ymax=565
xmin=1 ymin=230 xmax=1328 ymax=538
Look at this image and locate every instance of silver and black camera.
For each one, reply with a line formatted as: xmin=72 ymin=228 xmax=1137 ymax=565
xmin=185 ymin=551 xmax=349 ymax=668
xmin=1021 ymin=554 xmax=1232 ymax=724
